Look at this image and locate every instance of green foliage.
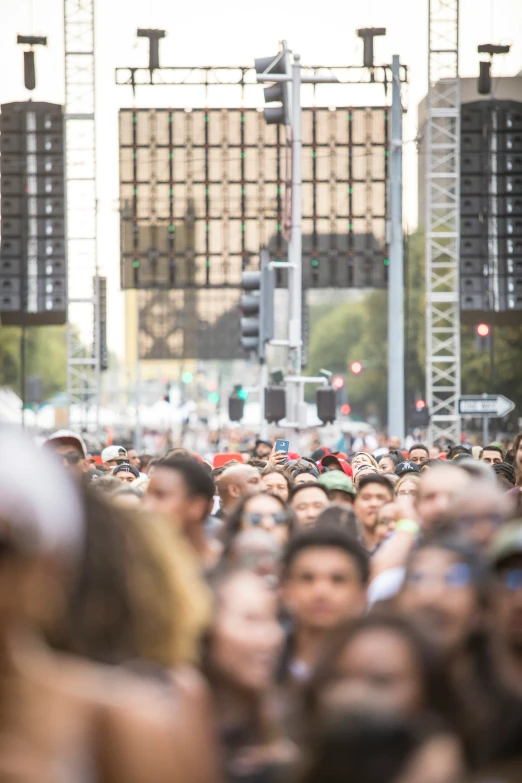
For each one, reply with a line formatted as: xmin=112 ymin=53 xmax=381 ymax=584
xmin=0 ymin=325 xmax=66 ymax=401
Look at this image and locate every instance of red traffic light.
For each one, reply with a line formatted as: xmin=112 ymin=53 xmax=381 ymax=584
xmin=350 ymin=361 xmax=363 ymax=375
xmin=341 ymin=403 xmax=351 ymax=415
xmin=476 ymin=323 xmax=490 ymax=338
xmin=332 ymin=375 xmax=345 ymax=390
xmin=415 ymin=399 xmax=426 ymax=411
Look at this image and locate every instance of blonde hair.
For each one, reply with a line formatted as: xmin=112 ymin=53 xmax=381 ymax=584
xmin=395 ymin=474 xmax=421 ymax=497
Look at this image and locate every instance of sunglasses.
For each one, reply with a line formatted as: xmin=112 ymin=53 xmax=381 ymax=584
xmin=243 ymin=511 xmax=289 ymax=527
xmin=64 ymin=452 xmax=83 ymax=465
xmin=498 ymin=568 xmax=522 ymax=591
xmin=406 ymin=562 xmax=472 ymax=589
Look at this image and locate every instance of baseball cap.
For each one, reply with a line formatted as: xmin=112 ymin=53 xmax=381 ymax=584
xmin=318 ymin=471 xmax=356 ymax=496
xmin=490 ymin=522 xmax=522 ymax=568
xmin=113 ymin=463 xmax=140 ymax=479
xmin=44 ymin=429 xmax=87 ymax=458
xmin=320 ymin=454 xmax=353 ymax=478
xmin=394 ymin=461 xmax=421 ymax=477
xmin=101 ymin=445 xmax=128 ymax=463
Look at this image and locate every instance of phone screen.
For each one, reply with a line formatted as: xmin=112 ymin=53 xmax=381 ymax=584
xmin=275 ymin=439 xmax=289 ymax=455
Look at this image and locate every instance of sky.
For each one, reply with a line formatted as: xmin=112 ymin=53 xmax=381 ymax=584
xmin=1 ymin=0 xmax=521 ymax=358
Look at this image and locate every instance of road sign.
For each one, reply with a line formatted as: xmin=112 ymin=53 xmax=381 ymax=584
xmin=458 ymin=395 xmax=515 ymax=418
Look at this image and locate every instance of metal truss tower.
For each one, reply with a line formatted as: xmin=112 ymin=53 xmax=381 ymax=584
xmin=425 ymin=0 xmax=461 ymax=444
xmin=64 ymin=0 xmax=100 ymax=432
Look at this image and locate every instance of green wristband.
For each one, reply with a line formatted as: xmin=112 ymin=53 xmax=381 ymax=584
xmin=395 ymin=519 xmax=419 ymax=535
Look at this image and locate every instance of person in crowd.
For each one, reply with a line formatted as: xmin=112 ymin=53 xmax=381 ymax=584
xmin=127 ymin=447 xmax=142 ymax=471
xmin=318 ymin=470 xmax=356 ymax=508
xmin=395 ymin=461 xmax=421 ymax=479
xmin=139 ymin=453 xmax=154 ymax=473
xmin=408 ymin=443 xmax=430 ymax=466
xmin=113 ymin=462 xmax=140 ymax=483
xmin=226 ymin=530 xmax=283 ymax=587
xmin=352 ymin=463 xmax=379 ymax=489
xmin=252 ymin=438 xmax=273 ymax=460
xmin=217 ymin=464 xmax=265 ymax=520
xmin=429 ymin=444 xmax=443 ymax=458
xmin=378 ymin=452 xmax=402 ymax=474
xmin=284 ymin=458 xmax=321 ymax=484
xmin=144 ymin=456 xmax=220 ymax=568
xmin=280 ymin=527 xmax=369 ymax=688
xmin=44 ymin=428 xmax=91 ymax=477
xmin=0 ymin=427 xmax=219 ymax=783
xmin=202 ymin=568 xmax=294 ymax=782
xmin=289 ymin=482 xmax=330 ymax=530
xmin=445 ymin=481 xmax=514 ymax=549
xmin=101 ymin=444 xmax=128 ymax=471
xmin=395 ymin=474 xmax=421 ymax=501
xmin=373 ymin=500 xmax=403 ymax=547
xmin=261 ymin=467 xmax=292 ymax=502
xmin=415 ymin=462 xmax=471 ymax=534
xmin=493 ymin=461 xmax=517 ymax=489
xmin=353 ymin=474 xmax=395 ymax=552
xmin=480 ymin=444 xmax=505 ymax=466
xmin=351 ymin=452 xmax=379 ymax=473
xmin=225 ymin=491 xmax=294 ymax=546
xmin=319 ymin=454 xmax=353 ymax=477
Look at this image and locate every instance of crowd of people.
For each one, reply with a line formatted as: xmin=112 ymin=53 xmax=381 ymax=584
xmin=1 ymin=424 xmax=522 ymax=782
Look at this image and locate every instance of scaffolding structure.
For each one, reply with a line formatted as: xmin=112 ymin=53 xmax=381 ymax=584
xmin=425 ymin=0 xmax=461 ymax=444
xmin=64 ymin=0 xmax=100 ymax=432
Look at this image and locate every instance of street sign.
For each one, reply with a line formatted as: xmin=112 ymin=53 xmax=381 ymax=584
xmin=458 ymin=395 xmax=515 ymax=418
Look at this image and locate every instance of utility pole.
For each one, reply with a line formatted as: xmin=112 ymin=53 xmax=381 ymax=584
xmin=287 ymin=53 xmax=303 ymax=433
xmin=388 ymin=54 xmax=405 ymax=443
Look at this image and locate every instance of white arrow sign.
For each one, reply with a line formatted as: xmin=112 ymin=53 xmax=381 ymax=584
xmin=458 ymin=395 xmax=515 ymax=418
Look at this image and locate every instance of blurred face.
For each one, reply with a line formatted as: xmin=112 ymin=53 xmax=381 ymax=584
xmin=416 ymin=468 xmax=470 ymax=532
xmin=231 ymin=466 xmax=264 ymax=499
xmin=375 ymin=501 xmax=400 ymax=543
xmin=262 ymin=472 xmax=289 ymax=502
xmin=491 ymin=554 xmax=522 ymax=653
xmin=241 ymin=493 xmax=289 ymax=544
xmin=396 ymin=479 xmax=420 ymax=501
xmin=480 ymin=449 xmax=502 ymax=466
xmin=255 ymin=444 xmax=272 ymax=460
xmin=353 ymin=481 xmax=393 ymax=534
xmin=322 ymin=629 xmax=424 ymax=715
xmin=51 ymin=443 xmax=89 ymax=477
xmin=379 ymin=455 xmax=395 ymax=474
xmin=330 ymin=490 xmax=354 ymax=509
xmin=127 ymin=449 xmax=141 ymax=470
xmin=114 ymin=470 xmax=136 ymax=484
xmin=294 ymin=472 xmax=318 ymax=485
xmin=398 ymin=548 xmax=480 ymax=655
xmin=144 ymin=467 xmax=210 ymax=527
xmin=283 ymin=547 xmax=366 ymax=631
xmin=450 ymin=491 xmax=511 ymax=549
xmin=211 ymin=573 xmax=283 ymax=691
xmin=290 ymin=487 xmax=329 ymax=529
xmin=409 ymin=448 xmax=428 ymax=466
xmin=429 ymin=446 xmax=442 ymax=459
xmin=351 ymin=453 xmax=373 ymax=471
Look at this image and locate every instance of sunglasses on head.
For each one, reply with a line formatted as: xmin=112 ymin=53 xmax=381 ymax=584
xmin=243 ymin=511 xmax=289 ymax=526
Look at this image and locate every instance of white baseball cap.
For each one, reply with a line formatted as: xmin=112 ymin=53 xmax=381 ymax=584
xmin=44 ymin=429 xmax=88 ymax=458
xmin=101 ymin=445 xmax=127 ymax=463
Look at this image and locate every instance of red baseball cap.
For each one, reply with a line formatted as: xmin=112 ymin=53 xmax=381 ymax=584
xmin=319 ymin=454 xmax=353 ymax=477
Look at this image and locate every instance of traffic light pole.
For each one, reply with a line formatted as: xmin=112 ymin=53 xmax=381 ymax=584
xmin=287 ymin=54 xmax=304 ymax=433
xmin=387 ymin=55 xmax=405 ymax=444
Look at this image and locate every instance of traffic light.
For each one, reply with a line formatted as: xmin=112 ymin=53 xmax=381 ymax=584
xmin=228 ymin=384 xmax=245 ymax=422
xmin=265 ymin=386 xmax=286 ymax=424
xmin=317 ymin=387 xmax=337 ymax=425
xmin=332 ymin=376 xmax=345 ymax=391
xmin=412 ymin=399 xmax=430 ymax=427
xmin=350 ymin=361 xmax=363 ymax=375
xmin=239 ymin=249 xmax=275 ymax=359
xmin=475 ymin=322 xmax=491 ymax=352
xmin=254 ymin=50 xmax=291 ymax=126
xmin=341 ymin=403 xmax=352 ymax=416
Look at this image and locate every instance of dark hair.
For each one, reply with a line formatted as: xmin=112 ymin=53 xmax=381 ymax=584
xmin=157 ymin=456 xmax=215 ymax=501
xmin=289 ymin=481 xmax=329 ymax=504
xmin=298 ymin=708 xmax=454 ymax=783
xmin=357 ymin=473 xmax=394 ymax=497
xmin=224 ymin=491 xmax=292 ymax=546
xmin=315 ymin=506 xmax=359 ymax=540
xmin=303 ymin=613 xmax=458 ymax=739
xmin=480 ymin=444 xmax=505 ymax=459
xmin=282 ymin=526 xmax=370 ymax=584
xmin=408 ymin=443 xmax=429 ymax=456
xmin=492 ymin=461 xmax=516 ymax=486
xmin=247 ymin=458 xmax=268 ymax=470
xmin=285 ymin=459 xmax=320 ymax=481
xmin=139 ymin=453 xmax=153 ymax=470
xmin=447 ymin=445 xmax=471 ymax=460
xmin=388 ymin=449 xmax=405 ymax=465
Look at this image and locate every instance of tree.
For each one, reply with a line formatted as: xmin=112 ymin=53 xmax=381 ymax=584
xmin=0 ymin=325 xmax=66 ymax=401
